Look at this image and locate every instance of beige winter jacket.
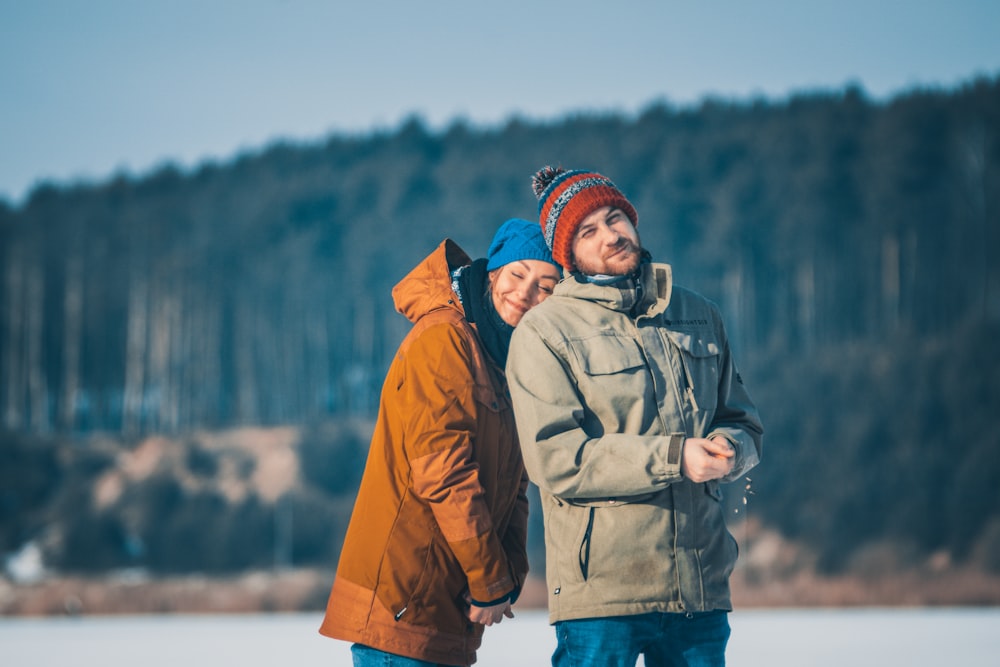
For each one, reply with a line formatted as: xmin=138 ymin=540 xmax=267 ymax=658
xmin=507 ymin=261 xmax=762 ymax=623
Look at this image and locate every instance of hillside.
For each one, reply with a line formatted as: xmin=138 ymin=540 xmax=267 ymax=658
xmin=3 ymin=427 xmax=1000 ymax=615
xmin=2 ymin=76 xmax=999 ymax=600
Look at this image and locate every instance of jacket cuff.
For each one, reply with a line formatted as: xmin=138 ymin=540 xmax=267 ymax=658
xmin=666 ymin=433 xmax=685 ymax=466
xmin=469 ymin=585 xmax=519 ymax=607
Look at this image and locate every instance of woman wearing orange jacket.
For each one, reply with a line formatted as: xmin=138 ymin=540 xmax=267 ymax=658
xmin=319 ymin=219 xmax=562 ymax=666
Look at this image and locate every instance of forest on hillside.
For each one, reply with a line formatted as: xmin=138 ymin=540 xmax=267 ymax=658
xmin=1 ymin=76 xmax=998 ymax=579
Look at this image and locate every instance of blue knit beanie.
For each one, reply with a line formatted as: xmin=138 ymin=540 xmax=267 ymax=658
xmin=486 ymin=218 xmax=560 ymax=271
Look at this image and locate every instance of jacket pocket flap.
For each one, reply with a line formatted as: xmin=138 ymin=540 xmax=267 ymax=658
xmin=575 ymin=333 xmax=646 ymax=375
xmin=565 ymin=492 xmax=657 ymax=507
xmin=472 ymin=382 xmax=507 ymax=413
xmin=664 ymin=330 xmax=720 ymax=358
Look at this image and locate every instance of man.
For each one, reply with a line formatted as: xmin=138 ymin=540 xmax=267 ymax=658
xmin=506 ymin=166 xmax=763 ymax=667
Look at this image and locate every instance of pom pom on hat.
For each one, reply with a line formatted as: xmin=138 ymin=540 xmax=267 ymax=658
xmin=532 ymin=166 xmax=638 ymax=271
xmin=486 ymin=217 xmax=560 ymax=271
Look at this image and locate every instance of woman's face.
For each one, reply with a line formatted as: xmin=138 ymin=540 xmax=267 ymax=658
xmin=490 ymin=259 xmax=561 ymax=326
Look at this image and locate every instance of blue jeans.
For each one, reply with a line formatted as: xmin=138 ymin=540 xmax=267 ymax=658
xmin=350 ymin=643 xmax=454 ymax=667
xmin=552 ymin=611 xmax=731 ymax=667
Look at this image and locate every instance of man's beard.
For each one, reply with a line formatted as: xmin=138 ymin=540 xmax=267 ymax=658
xmin=575 ymin=239 xmax=644 ymax=277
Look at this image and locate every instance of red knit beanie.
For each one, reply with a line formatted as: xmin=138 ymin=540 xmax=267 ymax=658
xmin=531 ymin=166 xmax=638 ymax=271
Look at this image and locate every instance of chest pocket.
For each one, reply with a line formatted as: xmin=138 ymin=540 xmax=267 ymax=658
xmin=473 ymin=381 xmax=508 ymax=413
xmin=663 ymin=329 xmax=720 ymax=413
xmin=574 ymin=332 xmax=646 ymax=376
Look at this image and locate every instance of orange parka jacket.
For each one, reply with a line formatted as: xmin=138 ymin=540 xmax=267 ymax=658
xmin=319 ymin=240 xmax=530 ymax=666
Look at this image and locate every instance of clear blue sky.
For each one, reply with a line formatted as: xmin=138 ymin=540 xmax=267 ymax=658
xmin=2 ymin=0 xmax=998 ymax=205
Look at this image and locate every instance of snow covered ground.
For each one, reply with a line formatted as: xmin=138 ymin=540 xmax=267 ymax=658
xmin=2 ymin=607 xmax=998 ymax=666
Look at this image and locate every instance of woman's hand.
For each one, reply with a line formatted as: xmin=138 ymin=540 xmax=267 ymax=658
xmin=463 ymin=590 xmax=515 ymax=626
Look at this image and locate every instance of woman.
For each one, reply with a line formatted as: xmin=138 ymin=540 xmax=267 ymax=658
xmin=319 ymin=218 xmax=562 ymax=667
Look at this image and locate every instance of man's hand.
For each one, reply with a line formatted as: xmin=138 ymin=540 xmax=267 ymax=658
xmin=463 ymin=591 xmax=515 ymax=626
xmin=680 ymin=436 xmax=735 ymax=482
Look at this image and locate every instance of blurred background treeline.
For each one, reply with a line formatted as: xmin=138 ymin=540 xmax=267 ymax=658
xmin=1 ymin=77 xmax=999 ymax=606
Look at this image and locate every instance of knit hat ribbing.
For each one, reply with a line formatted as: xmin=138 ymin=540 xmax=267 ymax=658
xmin=532 ymin=166 xmax=638 ymax=271
xmin=486 ymin=217 xmax=560 ymax=271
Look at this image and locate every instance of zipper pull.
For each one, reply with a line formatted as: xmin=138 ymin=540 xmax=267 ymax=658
xmin=681 ymin=360 xmax=700 ymax=411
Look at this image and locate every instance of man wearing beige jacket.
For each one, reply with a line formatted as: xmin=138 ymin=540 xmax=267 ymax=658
xmin=507 ymin=166 xmax=764 ymax=667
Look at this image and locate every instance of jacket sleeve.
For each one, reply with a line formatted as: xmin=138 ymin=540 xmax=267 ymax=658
xmin=507 ymin=320 xmax=685 ymax=501
xmin=705 ymin=307 xmax=764 ymax=482
xmin=401 ymin=321 xmax=516 ymax=605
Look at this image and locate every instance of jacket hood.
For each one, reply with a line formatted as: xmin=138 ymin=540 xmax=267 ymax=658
xmin=392 ymin=239 xmax=471 ymax=324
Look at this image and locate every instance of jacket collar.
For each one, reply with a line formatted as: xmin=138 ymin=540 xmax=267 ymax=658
xmin=557 ymin=260 xmax=673 ymax=318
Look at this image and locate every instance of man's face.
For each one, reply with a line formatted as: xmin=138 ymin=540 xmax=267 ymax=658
xmin=570 ymin=206 xmax=642 ymax=276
